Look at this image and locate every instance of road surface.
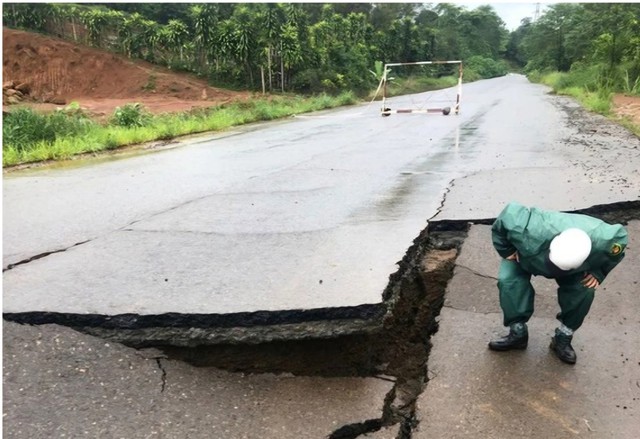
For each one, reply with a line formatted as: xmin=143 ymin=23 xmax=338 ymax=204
xmin=4 ymin=74 xmax=640 ymax=438
xmin=6 ymin=74 xmax=637 ymax=342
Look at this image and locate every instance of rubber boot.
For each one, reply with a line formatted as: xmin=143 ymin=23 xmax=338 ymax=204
xmin=550 ymin=328 xmax=577 ymax=364
xmin=488 ymin=323 xmax=528 ymax=351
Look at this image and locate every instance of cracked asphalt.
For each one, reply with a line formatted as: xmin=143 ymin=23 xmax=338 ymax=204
xmin=414 ymin=221 xmax=640 ymax=438
xmin=4 ymin=74 xmax=640 ymax=437
xmin=3 ymin=322 xmax=395 ymax=438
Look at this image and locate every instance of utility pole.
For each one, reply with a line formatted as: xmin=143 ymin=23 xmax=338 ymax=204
xmin=533 ymin=3 xmax=541 ymax=22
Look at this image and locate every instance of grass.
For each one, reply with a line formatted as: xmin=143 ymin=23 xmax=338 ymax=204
xmin=532 ymin=71 xmax=612 ymax=115
xmin=617 ymin=117 xmax=640 ymax=137
xmin=2 ymin=92 xmax=358 ymax=167
xmin=530 ymin=69 xmax=640 ymax=137
xmin=371 ymin=74 xmax=459 ymax=100
xmin=7 ymin=72 xmax=637 ymax=168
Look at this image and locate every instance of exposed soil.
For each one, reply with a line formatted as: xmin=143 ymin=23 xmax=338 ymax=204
xmin=612 ymin=93 xmax=640 ymax=126
xmin=2 ymin=27 xmax=251 ymax=119
xmin=3 ymin=27 xmax=640 ymax=128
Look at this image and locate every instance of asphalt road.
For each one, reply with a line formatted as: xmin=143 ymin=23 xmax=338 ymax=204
xmin=6 ymin=74 xmax=637 ymax=323
xmin=4 ymin=75 xmax=640 ymax=438
xmin=4 ymin=82 xmax=462 ymax=316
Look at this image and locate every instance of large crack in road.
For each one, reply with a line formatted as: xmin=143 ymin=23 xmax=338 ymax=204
xmin=4 ymin=200 xmax=638 ymax=438
xmin=156 ymin=200 xmax=637 ymax=438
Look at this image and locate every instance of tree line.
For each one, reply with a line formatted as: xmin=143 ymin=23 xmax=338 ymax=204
xmin=3 ymin=3 xmax=509 ymax=94
xmin=4 ymin=3 xmax=640 ymax=96
xmin=508 ymin=3 xmax=640 ymax=94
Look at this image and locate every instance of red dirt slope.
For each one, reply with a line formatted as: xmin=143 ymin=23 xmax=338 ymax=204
xmin=2 ymin=27 xmax=249 ymax=117
xmin=3 ymin=27 xmax=640 ymax=127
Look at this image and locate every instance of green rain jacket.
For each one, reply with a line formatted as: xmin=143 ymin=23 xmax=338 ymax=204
xmin=492 ymin=202 xmax=628 ymax=282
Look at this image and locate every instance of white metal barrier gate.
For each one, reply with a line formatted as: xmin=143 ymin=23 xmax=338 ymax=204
xmin=380 ymin=60 xmax=462 ymax=117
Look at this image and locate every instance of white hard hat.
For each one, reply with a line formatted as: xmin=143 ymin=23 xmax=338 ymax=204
xmin=549 ymin=228 xmax=592 ymax=271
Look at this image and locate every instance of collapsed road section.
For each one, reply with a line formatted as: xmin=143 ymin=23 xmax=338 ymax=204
xmin=3 ymin=211 xmax=468 ymax=438
xmin=5 ymin=200 xmax=637 ymax=438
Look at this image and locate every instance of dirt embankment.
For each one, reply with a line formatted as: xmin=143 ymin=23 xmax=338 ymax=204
xmin=612 ymin=93 xmax=640 ymax=126
xmin=2 ymin=27 xmax=250 ymax=118
xmin=3 ymin=27 xmax=640 ymax=126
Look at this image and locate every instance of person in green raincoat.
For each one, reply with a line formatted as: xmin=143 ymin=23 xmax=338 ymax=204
xmin=488 ymin=202 xmax=628 ymax=364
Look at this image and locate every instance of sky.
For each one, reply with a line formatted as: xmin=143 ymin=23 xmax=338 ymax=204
xmin=488 ymin=3 xmax=542 ymax=30
xmin=460 ymin=2 xmax=550 ymax=31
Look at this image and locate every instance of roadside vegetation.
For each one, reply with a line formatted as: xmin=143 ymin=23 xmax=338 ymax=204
xmin=3 ymin=69 xmax=469 ymax=167
xmin=529 ymin=69 xmax=640 ymax=138
xmin=3 ymin=3 xmax=508 ymax=94
xmin=3 ymin=3 xmax=508 ymax=167
xmin=2 ymin=93 xmax=357 ymax=166
xmin=509 ymin=3 xmax=640 ymax=135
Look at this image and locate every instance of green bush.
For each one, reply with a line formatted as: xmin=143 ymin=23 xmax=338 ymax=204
xmin=566 ymin=63 xmax=600 ymax=90
xmin=537 ymin=62 xmax=639 ymax=96
xmin=335 ymin=91 xmax=357 ymax=105
xmin=3 ymin=107 xmax=94 ymax=152
xmin=465 ymin=56 xmax=508 ymax=79
xmin=142 ymin=74 xmax=157 ymax=91
xmin=3 ymin=108 xmax=53 ymax=151
xmin=462 ymin=69 xmax=482 ymax=82
xmin=291 ymin=69 xmax=324 ymax=93
xmin=622 ymin=66 xmax=640 ymax=95
xmin=526 ymin=70 xmax=543 ymax=83
xmin=531 ymin=70 xmax=612 ymax=115
xmin=110 ymin=103 xmax=152 ymax=127
xmin=539 ymin=71 xmax=566 ymax=89
xmin=538 ymin=63 xmax=610 ymax=93
xmin=3 ymin=93 xmax=364 ymax=167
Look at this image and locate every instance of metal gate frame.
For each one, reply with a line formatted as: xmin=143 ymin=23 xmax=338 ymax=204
xmin=380 ymin=60 xmax=463 ymax=117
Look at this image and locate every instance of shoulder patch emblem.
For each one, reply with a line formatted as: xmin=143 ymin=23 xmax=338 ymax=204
xmin=611 ymin=243 xmax=623 ymax=255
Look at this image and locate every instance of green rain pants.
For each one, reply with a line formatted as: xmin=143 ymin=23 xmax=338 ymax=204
xmin=497 ymin=260 xmax=595 ymax=331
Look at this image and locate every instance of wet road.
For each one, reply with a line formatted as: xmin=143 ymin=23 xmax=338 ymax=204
xmin=415 ymin=220 xmax=640 ymax=439
xmin=4 ymin=75 xmax=640 ymax=439
xmin=3 ymin=74 xmax=639 ymax=319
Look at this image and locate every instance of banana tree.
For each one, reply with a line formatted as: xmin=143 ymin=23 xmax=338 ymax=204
xmin=118 ymin=13 xmax=157 ymax=61
xmin=189 ymin=4 xmax=218 ymax=71
xmin=5 ymin=3 xmax=52 ymax=31
xmin=81 ymin=9 xmax=111 ymax=47
xmin=280 ymin=22 xmax=303 ymax=91
xmin=231 ymin=6 xmax=257 ymax=86
xmin=163 ymin=19 xmax=188 ymax=63
xmin=260 ymin=3 xmax=284 ymax=91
